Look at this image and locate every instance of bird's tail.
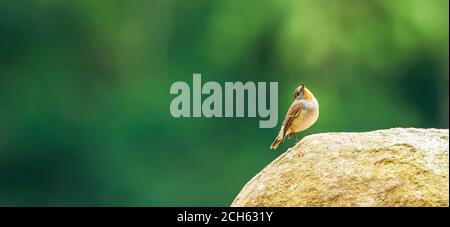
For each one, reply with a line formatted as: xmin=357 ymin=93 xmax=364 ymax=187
xmin=270 ymin=130 xmax=285 ymax=150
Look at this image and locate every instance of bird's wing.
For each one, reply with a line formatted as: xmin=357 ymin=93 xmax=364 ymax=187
xmin=282 ymin=100 xmax=304 ymax=137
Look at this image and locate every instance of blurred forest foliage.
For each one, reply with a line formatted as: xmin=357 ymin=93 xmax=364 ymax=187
xmin=0 ymin=0 xmax=448 ymax=206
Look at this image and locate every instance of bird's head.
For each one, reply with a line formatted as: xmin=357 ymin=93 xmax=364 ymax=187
xmin=294 ymin=84 xmax=314 ymax=100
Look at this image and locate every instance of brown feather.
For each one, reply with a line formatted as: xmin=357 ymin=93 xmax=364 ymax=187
xmin=270 ymin=135 xmax=283 ymax=149
xmin=282 ymin=101 xmax=303 ymax=137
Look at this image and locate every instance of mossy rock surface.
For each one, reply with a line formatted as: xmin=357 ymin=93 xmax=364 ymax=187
xmin=232 ymin=128 xmax=449 ymax=207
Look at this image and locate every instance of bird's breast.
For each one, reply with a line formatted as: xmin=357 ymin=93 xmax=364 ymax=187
xmin=291 ymin=99 xmax=319 ymax=132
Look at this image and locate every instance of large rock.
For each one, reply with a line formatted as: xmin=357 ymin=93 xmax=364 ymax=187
xmin=232 ymin=128 xmax=449 ymax=207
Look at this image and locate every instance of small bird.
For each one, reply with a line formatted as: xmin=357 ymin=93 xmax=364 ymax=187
xmin=270 ymin=84 xmax=319 ymax=149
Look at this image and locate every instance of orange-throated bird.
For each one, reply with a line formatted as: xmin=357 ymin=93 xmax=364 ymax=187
xmin=270 ymin=84 xmax=319 ymax=149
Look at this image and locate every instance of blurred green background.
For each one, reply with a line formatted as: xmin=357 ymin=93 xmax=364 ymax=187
xmin=0 ymin=0 xmax=448 ymax=206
